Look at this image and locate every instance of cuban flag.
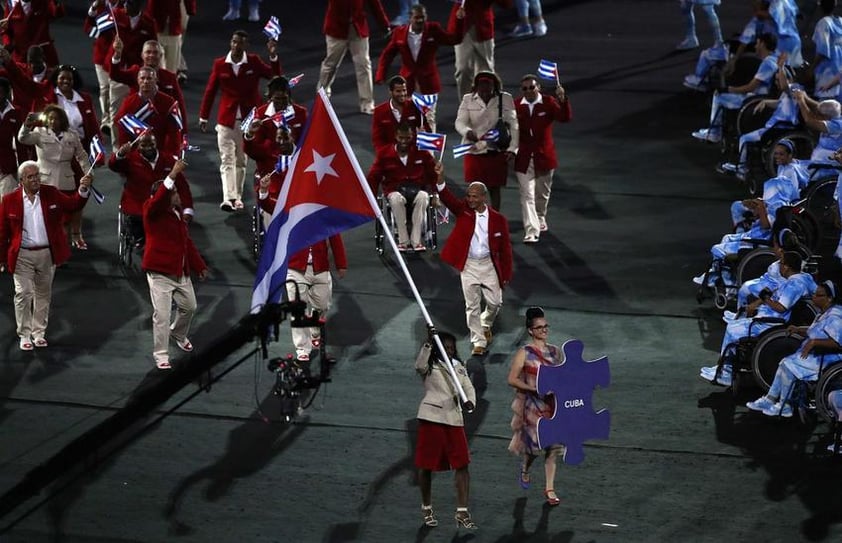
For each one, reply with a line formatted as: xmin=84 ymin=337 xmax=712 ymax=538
xmin=168 ymin=102 xmax=184 ymax=131
xmin=118 ymin=114 xmax=151 ymax=137
xmin=90 ymin=185 xmax=106 ymax=205
xmin=452 ymin=143 xmax=472 ymax=159
xmin=88 ymin=11 xmax=117 ymax=38
xmin=538 ymin=59 xmax=559 ymax=81
xmin=263 ymin=16 xmax=282 ymax=41
xmin=240 ymin=107 xmax=256 ymax=132
xmin=270 ymin=107 xmax=295 ymax=127
xmin=481 ymin=128 xmax=499 ymax=142
xmin=411 ymin=93 xmax=437 ymax=114
xmin=276 ymin=153 xmax=292 ymax=173
xmin=134 ymin=100 xmax=156 ymax=122
xmin=416 ymin=131 xmax=445 ymax=152
xmin=252 ymin=89 xmax=379 ymax=309
xmin=89 ymin=135 xmax=105 ymax=166
xmin=288 ymin=73 xmax=304 ymax=88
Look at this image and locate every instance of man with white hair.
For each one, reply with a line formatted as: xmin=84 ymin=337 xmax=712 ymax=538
xmin=792 ymin=89 xmax=842 ymax=161
xmin=0 ymin=161 xmax=92 ymax=351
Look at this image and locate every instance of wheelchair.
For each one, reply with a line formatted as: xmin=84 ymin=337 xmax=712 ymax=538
xmin=117 ymin=206 xmax=141 ymax=269
xmin=252 ymin=204 xmax=266 ymax=262
xmin=696 ymin=243 xmax=778 ymax=309
xmin=741 ymin=127 xmax=816 ymax=196
xmin=373 ymin=188 xmax=438 ymax=256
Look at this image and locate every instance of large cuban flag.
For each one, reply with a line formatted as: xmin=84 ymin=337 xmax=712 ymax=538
xmin=251 ymin=89 xmax=380 ymax=310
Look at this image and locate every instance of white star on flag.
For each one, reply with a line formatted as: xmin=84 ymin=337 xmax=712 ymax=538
xmin=303 ymin=150 xmax=339 ymax=184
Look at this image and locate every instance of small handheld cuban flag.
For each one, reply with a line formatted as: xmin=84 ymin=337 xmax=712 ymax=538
xmin=480 ymin=128 xmax=499 ymax=142
xmin=288 ymin=73 xmax=304 ymax=87
xmin=271 ymin=106 xmax=295 ymax=127
xmin=240 ymin=107 xmax=256 ymax=132
xmin=134 ymin=100 xmax=156 ymax=122
xmin=538 ymin=59 xmax=559 ymax=81
xmin=411 ymin=92 xmax=437 ymax=114
xmin=89 ymin=185 xmax=106 ymax=205
xmin=263 ymin=16 xmax=282 ymax=41
xmin=88 ymin=11 xmax=116 ymax=38
xmin=416 ymin=131 xmax=446 ymax=152
xmin=436 ymin=207 xmax=450 ymax=225
xmin=275 ymin=153 xmax=291 ymax=173
xmin=180 ymin=135 xmax=201 ymax=160
xmin=452 ymin=143 xmax=472 ymax=159
xmin=169 ymin=102 xmax=183 ymax=131
xmin=88 ymin=135 xmax=106 ymax=169
xmin=118 ymin=113 xmax=151 ymax=137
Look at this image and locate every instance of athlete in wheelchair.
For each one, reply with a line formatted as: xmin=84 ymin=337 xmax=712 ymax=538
xmin=699 ymin=250 xmax=817 ymax=386
xmin=368 ymin=123 xmax=439 ymax=255
xmin=745 ymin=279 xmax=842 ymax=417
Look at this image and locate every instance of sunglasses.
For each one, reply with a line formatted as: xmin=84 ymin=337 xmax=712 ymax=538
xmin=521 ymin=85 xmax=536 ymax=91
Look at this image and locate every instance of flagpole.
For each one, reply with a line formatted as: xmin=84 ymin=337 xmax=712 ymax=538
xmin=439 ymin=134 xmax=446 ymax=163
xmin=318 ymin=89 xmax=470 ymax=406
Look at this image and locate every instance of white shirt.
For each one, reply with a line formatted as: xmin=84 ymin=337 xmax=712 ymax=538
xmin=468 ymin=208 xmax=490 ymax=259
xmin=408 ymin=28 xmax=423 ymax=61
xmin=226 ymin=52 xmax=248 ymax=119
xmin=21 ymin=192 xmax=49 ymax=249
xmin=0 ymin=100 xmax=14 ymax=122
xmin=520 ymin=92 xmax=543 ymax=116
xmin=390 ymin=99 xmax=402 ymax=123
xmin=55 ymin=88 xmax=85 ymax=140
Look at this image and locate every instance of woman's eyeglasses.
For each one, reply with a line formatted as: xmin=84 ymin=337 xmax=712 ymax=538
xmin=531 ymin=324 xmax=549 ymax=331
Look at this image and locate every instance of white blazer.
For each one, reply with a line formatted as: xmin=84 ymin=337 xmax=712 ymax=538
xmin=18 ymin=125 xmax=88 ymax=191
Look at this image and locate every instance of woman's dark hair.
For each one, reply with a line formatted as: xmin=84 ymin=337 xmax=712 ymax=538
xmin=525 ymin=306 xmax=544 ymax=329
xmin=821 ymin=280 xmax=838 ymax=303
xmin=49 ymin=64 xmax=83 ymax=91
xmin=42 ymin=104 xmax=69 ymax=133
xmin=472 ymin=71 xmax=502 ymax=94
xmin=267 ymin=75 xmax=290 ymax=94
xmin=430 ymin=332 xmax=460 ymax=364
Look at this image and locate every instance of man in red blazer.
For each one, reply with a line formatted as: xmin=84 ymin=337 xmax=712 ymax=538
xmin=0 ymin=160 xmax=92 ymax=350
xmin=243 ymin=76 xmax=307 ymax=151
xmin=1 ymin=0 xmax=64 ymax=68
xmin=449 ymin=0 xmax=512 ymax=98
xmin=256 ymin=173 xmax=347 ymax=362
xmin=318 ymin=0 xmax=391 ymax=115
xmin=142 ymin=160 xmax=207 ymax=370
xmin=437 ymin=179 xmax=512 ymax=356
xmin=368 ymin=123 xmax=438 ymax=251
xmin=114 ymin=66 xmax=182 ymax=156
xmin=515 ymin=75 xmax=571 ymax=243
xmin=109 ymin=131 xmax=194 ymax=246
xmin=376 ymin=3 xmax=465 ymax=130
xmin=371 ymin=75 xmax=428 ymax=151
xmin=0 ymin=77 xmax=23 ymax=199
xmin=199 ymin=30 xmax=281 ymax=212
xmin=144 ymin=0 xmax=195 ymax=73
xmin=108 ymin=38 xmax=187 ymax=135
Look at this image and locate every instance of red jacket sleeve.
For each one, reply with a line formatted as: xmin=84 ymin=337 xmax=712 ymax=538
xmin=375 ymin=32 xmax=400 ymax=84
xmin=198 ymin=60 xmax=221 ymax=121
xmin=328 ymin=234 xmax=347 ymax=270
xmin=438 ymin=185 xmax=467 ymax=215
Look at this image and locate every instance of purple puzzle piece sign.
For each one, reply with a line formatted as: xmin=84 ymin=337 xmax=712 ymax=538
xmin=535 ymin=339 xmax=610 ymax=465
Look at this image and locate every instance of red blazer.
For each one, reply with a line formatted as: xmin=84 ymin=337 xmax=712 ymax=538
xmin=375 ymin=20 xmax=464 ymax=94
xmin=515 ymin=95 xmax=572 ymax=173
xmin=2 ymin=0 xmax=63 ymax=66
xmin=114 ymin=90 xmax=182 ymax=155
xmin=142 ymin=182 xmax=206 ymax=277
xmin=84 ymin=1 xmax=119 ymax=66
xmin=0 ymin=57 xmax=51 ymax=113
xmin=108 ymin=150 xmax=194 ymax=217
xmin=323 ymin=0 xmax=389 ymax=40
xmin=244 ymin=133 xmax=294 ymax=179
xmin=289 ymin=236 xmax=348 ymax=274
xmin=367 ymin=145 xmax=438 ymax=195
xmin=0 ymin=102 xmax=23 ymax=175
xmin=256 ymin=168 xmax=286 ymax=208
xmin=145 ymin=0 xmax=195 ymax=36
xmin=371 ymin=99 xmax=427 ymax=151
xmin=447 ymin=0 xmax=510 ymax=42
xmin=109 ymin=8 xmax=158 ymax=67
xmin=251 ymin=102 xmax=308 ymax=145
xmin=35 ymin=88 xmax=102 ymax=151
xmin=199 ymin=54 xmax=282 ymax=128
xmin=0 ymin=185 xmax=88 ymax=273
xmin=438 ymin=186 xmax=512 ymax=286
xmin=106 ymin=62 xmax=187 ymax=132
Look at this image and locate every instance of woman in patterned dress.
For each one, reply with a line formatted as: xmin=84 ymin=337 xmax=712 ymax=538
xmin=507 ymin=306 xmax=564 ymax=506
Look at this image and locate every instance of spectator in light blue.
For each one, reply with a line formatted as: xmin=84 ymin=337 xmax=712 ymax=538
xmin=691 ymin=32 xmax=779 ymax=143
xmin=223 ymin=0 xmax=261 ymax=22
xmin=510 ymin=0 xmax=548 ymax=38
xmin=677 ymin=0 xmax=724 ymax=51
xmin=391 ymin=0 xmax=412 ymax=26
xmin=745 ymin=280 xmax=842 ymax=417
xmin=769 ymin=0 xmax=803 ymax=66
xmin=811 ymin=0 xmax=842 ymax=100
xmin=792 ymin=89 xmax=842 ymax=161
xmin=699 ymin=251 xmax=816 ymax=387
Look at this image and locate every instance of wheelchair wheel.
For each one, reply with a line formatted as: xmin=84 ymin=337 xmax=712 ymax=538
xmin=803 ymin=177 xmax=840 ymax=253
xmin=735 ymin=247 xmax=776 ymax=286
xmin=736 ymin=96 xmax=772 ymax=137
xmin=117 ymin=210 xmax=134 ymax=268
xmin=425 ymin=205 xmax=438 ymax=250
xmin=789 ymin=298 xmax=820 ymax=327
xmin=816 ymin=363 xmax=842 ymax=422
xmin=726 ymin=55 xmax=762 ymax=88
xmin=374 ymin=195 xmax=388 ymax=256
xmin=763 ymin=132 xmax=815 ymax=179
xmin=251 ymin=205 xmax=265 ymax=262
xmin=750 ymin=327 xmax=802 ymax=391
xmin=790 ymin=209 xmax=821 ymax=252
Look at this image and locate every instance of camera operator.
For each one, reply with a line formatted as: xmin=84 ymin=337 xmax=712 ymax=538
xmin=413 ymin=329 xmax=477 ymax=530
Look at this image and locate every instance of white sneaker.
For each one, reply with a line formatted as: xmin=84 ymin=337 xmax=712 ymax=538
xmin=762 ymin=401 xmax=793 ymax=417
xmin=533 ymin=20 xmax=547 ymax=37
xmin=722 ymin=310 xmax=737 ymax=323
xmin=676 ymin=36 xmax=700 ymax=51
xmin=691 ymin=128 xmax=722 ymax=143
xmin=248 ymin=6 xmax=260 ymax=22
xmin=692 ymin=273 xmax=707 ymax=286
xmin=682 ymin=75 xmax=705 ymax=91
xmin=222 ymin=8 xmax=240 ymax=21
xmin=746 ymin=396 xmax=776 ymax=412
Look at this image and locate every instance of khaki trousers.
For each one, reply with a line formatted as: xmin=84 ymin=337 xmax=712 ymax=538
xmin=387 ymin=189 xmax=429 ymax=246
xmin=454 ymin=28 xmax=494 ymax=99
xmin=216 ymin=124 xmax=247 ymax=201
xmin=147 ymin=271 xmax=196 ymax=364
xmin=94 ymin=64 xmax=112 ymax=126
xmin=515 ymin=160 xmax=554 ymax=238
xmin=318 ymin=26 xmax=374 ymax=112
xmin=460 ymin=256 xmax=501 ymax=347
xmin=13 ymin=248 xmax=55 ymax=340
xmin=286 ymin=265 xmax=333 ymax=356
xmin=158 ymin=32 xmax=183 ymax=73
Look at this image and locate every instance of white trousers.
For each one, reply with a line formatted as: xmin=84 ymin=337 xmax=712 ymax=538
xmin=0 ymin=173 xmax=17 ymax=199
xmin=216 ymin=124 xmax=247 ymax=201
xmin=318 ymin=26 xmax=374 ymax=112
xmin=158 ymin=32 xmax=183 ymax=73
xmin=454 ymin=28 xmax=494 ymax=99
xmin=388 ymin=189 xmax=429 ymax=246
xmin=460 ymin=256 xmax=502 ymax=347
xmin=516 ymin=160 xmax=554 ymax=238
xmin=13 ymin=248 xmax=55 ymax=340
xmin=286 ymin=265 xmax=333 ymax=355
xmin=147 ymin=271 xmax=197 ymax=364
